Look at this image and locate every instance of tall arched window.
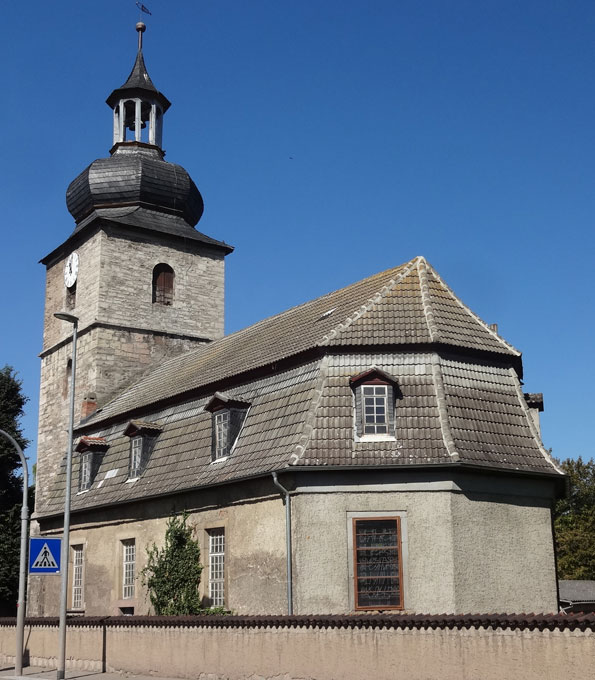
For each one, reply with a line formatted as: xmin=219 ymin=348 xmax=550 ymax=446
xmin=152 ymin=264 xmax=174 ymax=305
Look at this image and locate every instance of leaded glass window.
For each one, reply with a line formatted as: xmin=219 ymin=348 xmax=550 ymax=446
xmin=353 ymin=518 xmax=402 ymax=609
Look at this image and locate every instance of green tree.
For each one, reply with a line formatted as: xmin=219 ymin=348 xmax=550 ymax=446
xmin=141 ymin=513 xmax=204 ymax=615
xmin=554 ymin=456 xmax=595 ymax=580
xmin=0 ymin=366 xmax=31 ymax=616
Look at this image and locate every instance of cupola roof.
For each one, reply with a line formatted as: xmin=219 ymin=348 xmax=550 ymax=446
xmin=54 ymin=22 xmax=235 ymax=257
xmin=106 ymin=22 xmax=170 ymax=112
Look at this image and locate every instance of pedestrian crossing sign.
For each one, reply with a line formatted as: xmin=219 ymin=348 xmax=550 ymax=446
xmin=29 ymin=537 xmax=61 ymax=573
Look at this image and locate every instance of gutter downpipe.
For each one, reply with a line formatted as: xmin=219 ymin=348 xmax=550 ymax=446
xmin=0 ymin=429 xmax=29 ymax=677
xmin=272 ymin=472 xmax=293 ymax=615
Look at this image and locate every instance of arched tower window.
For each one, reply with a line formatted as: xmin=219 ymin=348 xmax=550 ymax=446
xmin=152 ymin=264 xmax=174 ymax=305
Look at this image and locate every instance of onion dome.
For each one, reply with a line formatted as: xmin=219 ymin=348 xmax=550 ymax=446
xmin=66 ymin=22 xmax=205 ymax=230
xmin=66 ymin=145 xmax=204 ymax=227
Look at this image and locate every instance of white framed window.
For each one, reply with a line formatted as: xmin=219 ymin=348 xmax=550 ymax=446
xmin=129 ymin=437 xmax=143 ymax=479
xmin=351 ymin=370 xmax=398 ymax=440
xmin=214 ymin=411 xmax=230 ymax=460
xmin=205 ymin=396 xmax=250 ymax=463
xmin=71 ymin=545 xmax=84 ymax=610
xmin=362 ymin=385 xmax=389 ymax=435
xmin=79 ymin=452 xmax=92 ymax=491
xmin=208 ymin=528 xmax=225 ymax=606
xmin=122 ymin=539 xmax=136 ymax=599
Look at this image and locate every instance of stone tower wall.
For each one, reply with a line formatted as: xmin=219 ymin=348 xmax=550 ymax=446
xmin=35 ymin=226 xmax=226 ymax=513
xmin=97 ymin=228 xmax=225 ymax=340
xmin=35 ymin=326 xmax=206 ymax=512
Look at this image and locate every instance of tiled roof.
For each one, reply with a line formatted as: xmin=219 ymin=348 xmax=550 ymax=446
xmin=73 ymin=206 xmax=233 ymax=251
xmin=36 ymin=257 xmax=562 ymax=519
xmin=40 ymin=362 xmax=322 ymax=516
xmin=83 ymin=257 xmax=518 ymax=428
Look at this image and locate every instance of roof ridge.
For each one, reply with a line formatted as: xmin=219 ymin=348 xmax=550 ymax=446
xmin=221 ymin=262 xmax=416 ymax=343
xmin=320 ymin=256 xmax=422 ymax=345
xmin=430 ymin=353 xmax=460 ymax=461
xmin=507 ymin=367 xmax=564 ymax=475
xmin=417 ymin=257 xmax=439 ymax=342
xmin=425 ymin=261 xmax=521 ymax=356
xmin=289 ymin=356 xmax=329 ymax=466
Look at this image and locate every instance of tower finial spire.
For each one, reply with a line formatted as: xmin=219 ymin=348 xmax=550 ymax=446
xmin=136 ymin=21 xmax=146 ymax=51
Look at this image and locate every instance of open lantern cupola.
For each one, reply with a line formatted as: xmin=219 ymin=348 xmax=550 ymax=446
xmin=106 ymin=22 xmax=171 ymax=148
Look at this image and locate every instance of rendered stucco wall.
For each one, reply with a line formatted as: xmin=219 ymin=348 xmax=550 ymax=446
xmin=292 ymin=486 xmax=456 ymax=614
xmin=292 ymin=474 xmax=557 ymax=615
xmin=1 ymin=620 xmax=592 ymax=680
xmin=451 ymin=490 xmax=557 ymax=613
xmin=30 ymin=474 xmax=558 ymax=617
xmin=29 ymin=482 xmax=287 ymax=617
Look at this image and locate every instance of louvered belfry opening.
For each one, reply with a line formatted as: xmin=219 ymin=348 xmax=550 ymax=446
xmin=152 ymin=263 xmax=174 ymax=305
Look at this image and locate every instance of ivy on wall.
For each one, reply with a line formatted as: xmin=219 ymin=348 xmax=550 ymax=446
xmin=141 ymin=512 xmax=230 ymax=615
xmin=141 ymin=512 xmax=204 ymax=615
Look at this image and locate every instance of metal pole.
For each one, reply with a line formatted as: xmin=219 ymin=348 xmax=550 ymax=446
xmin=271 ymin=472 xmax=293 ymax=615
xmin=0 ymin=429 xmax=29 ymax=676
xmin=56 ymin=318 xmax=78 ymax=680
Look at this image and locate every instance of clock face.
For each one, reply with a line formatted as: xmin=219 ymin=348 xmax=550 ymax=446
xmin=64 ymin=252 xmax=79 ymax=288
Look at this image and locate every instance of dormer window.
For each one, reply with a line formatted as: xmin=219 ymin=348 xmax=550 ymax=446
xmin=205 ymin=393 xmax=250 ymax=462
xmin=80 ymin=452 xmax=92 ymax=490
xmin=130 ymin=436 xmax=143 ymax=479
xmin=75 ymin=437 xmax=109 ymax=492
xmin=152 ymin=264 xmax=174 ymax=305
xmin=350 ymin=369 xmax=399 ymax=440
xmin=214 ymin=410 xmax=230 ymax=459
xmin=362 ymin=384 xmax=389 ymax=435
xmin=123 ymin=421 xmax=162 ymax=480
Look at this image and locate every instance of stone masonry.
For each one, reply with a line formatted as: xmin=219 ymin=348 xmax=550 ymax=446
xmin=35 ymin=226 xmax=225 ymax=512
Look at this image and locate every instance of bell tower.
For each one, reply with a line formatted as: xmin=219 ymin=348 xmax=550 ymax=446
xmin=34 ymin=23 xmax=233 ymax=514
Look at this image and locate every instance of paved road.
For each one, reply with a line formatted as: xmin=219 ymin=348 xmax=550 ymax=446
xmin=0 ymin=666 xmax=183 ymax=680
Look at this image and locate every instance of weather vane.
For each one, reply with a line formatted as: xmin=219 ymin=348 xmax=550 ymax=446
xmin=136 ymin=2 xmax=152 ymax=19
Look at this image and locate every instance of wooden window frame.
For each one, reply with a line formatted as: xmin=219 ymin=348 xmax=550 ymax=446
xmin=352 ymin=516 xmax=404 ymax=611
xmin=152 ymin=263 xmax=175 ymax=306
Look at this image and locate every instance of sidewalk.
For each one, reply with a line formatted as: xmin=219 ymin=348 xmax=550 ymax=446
xmin=0 ymin=667 xmax=184 ymax=680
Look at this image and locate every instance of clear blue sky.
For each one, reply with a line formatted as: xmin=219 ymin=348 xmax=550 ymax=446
xmin=1 ymin=1 xmax=593 ymax=466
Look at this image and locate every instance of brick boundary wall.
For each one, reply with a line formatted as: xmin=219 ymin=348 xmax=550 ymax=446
xmin=1 ymin=614 xmax=594 ymax=680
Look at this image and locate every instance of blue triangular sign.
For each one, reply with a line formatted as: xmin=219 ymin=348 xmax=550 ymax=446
xmin=29 ymin=537 xmax=61 ymax=574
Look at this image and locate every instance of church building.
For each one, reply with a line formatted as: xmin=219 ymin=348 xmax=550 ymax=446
xmin=29 ymin=24 xmax=564 ymax=617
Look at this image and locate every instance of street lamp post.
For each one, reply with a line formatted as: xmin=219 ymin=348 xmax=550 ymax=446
xmin=54 ymin=312 xmax=79 ymax=680
xmin=0 ymin=429 xmax=29 ymax=676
